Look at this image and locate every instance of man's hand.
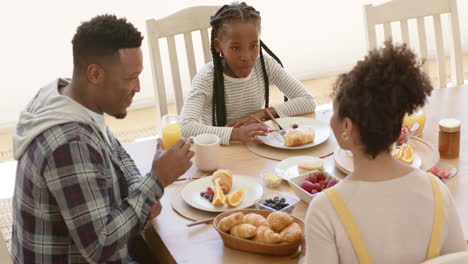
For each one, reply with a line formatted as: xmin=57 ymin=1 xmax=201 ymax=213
xmin=151 ymin=138 xmax=194 ymax=187
xmin=148 ymin=203 xmax=162 ymax=220
xmin=230 ymin=123 xmax=269 ymax=143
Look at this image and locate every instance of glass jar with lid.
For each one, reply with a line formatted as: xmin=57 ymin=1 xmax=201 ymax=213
xmin=438 ymin=118 xmax=461 ymax=158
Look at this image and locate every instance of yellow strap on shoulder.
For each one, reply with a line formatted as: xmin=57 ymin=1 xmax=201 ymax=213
xmin=426 ymin=174 xmax=444 ymax=260
xmin=325 ymin=188 xmax=373 ymax=264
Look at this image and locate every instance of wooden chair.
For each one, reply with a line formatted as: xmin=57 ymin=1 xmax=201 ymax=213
xmin=363 ymin=0 xmax=464 ymax=88
xmin=145 ymin=6 xmax=220 ymax=126
xmin=422 ymin=251 xmax=468 ymax=264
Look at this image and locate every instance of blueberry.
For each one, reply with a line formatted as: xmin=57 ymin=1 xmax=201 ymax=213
xmin=280 ymin=198 xmax=286 ymax=203
xmin=273 ymin=197 xmax=279 ymax=202
xmin=292 ymin=124 xmax=299 ymax=129
xmin=284 ymin=203 xmax=289 ymax=207
xmin=200 ymin=192 xmax=205 ymax=197
xmin=266 ymin=199 xmax=273 ymax=204
xmin=208 ymin=197 xmax=213 ymax=202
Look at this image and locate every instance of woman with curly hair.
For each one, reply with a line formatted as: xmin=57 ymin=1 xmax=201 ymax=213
xmin=301 ymin=42 xmax=466 ymax=264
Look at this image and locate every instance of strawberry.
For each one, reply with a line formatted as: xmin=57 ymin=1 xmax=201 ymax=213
xmin=310 ymin=189 xmax=318 ymax=195
xmin=326 ymin=178 xmax=338 ymax=189
xmin=205 ymin=187 xmax=214 ymax=195
xmin=430 ymin=167 xmax=440 ymax=176
xmin=301 ymin=181 xmax=314 ymax=192
xmin=316 ymin=172 xmax=325 ymax=181
xmin=306 ymin=174 xmax=318 ymax=183
xmin=312 ymin=183 xmax=322 ymax=191
xmin=439 ymin=169 xmax=450 ymax=179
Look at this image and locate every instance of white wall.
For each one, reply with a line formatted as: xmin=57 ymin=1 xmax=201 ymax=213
xmin=1 ymin=0 xmax=467 ymax=131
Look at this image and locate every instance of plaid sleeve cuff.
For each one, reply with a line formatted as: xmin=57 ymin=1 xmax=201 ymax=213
xmin=126 ymin=173 xmax=164 ymax=224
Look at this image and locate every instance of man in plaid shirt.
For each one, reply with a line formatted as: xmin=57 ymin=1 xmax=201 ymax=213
xmin=11 ymin=15 xmax=194 ymax=263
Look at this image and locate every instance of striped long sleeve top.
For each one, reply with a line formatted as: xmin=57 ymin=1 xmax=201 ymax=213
xmin=180 ymin=55 xmax=316 ymax=144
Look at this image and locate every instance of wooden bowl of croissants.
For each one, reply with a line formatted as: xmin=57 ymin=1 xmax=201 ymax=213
xmin=213 ymin=209 xmax=304 ymax=256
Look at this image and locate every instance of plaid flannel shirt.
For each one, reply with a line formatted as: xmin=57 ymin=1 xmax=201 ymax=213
xmin=12 ymin=122 xmax=163 ymax=263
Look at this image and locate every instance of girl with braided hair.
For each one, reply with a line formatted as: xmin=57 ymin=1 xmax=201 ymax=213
xmin=180 ymin=2 xmax=315 ymax=144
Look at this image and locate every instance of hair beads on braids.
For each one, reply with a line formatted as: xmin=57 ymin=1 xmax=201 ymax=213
xmin=209 ymin=2 xmax=285 ymax=126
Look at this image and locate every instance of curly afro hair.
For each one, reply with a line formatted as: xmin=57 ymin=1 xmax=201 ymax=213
xmin=72 ymin=14 xmax=143 ymax=70
xmin=333 ymin=41 xmax=433 ymax=158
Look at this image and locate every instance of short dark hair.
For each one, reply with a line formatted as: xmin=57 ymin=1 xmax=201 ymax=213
xmin=333 ymin=41 xmax=433 ymax=158
xmin=72 ymin=14 xmax=143 ymax=70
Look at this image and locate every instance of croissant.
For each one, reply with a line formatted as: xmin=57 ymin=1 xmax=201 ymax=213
xmin=267 ymin=211 xmax=294 ymax=232
xmin=211 ymin=169 xmax=233 ymax=194
xmin=253 ymin=226 xmax=282 ymax=244
xmin=230 ymin=223 xmax=257 ymax=239
xmin=284 ymin=129 xmax=315 ymax=147
xmin=218 ymin=212 xmax=245 ymax=232
xmin=244 ymin=213 xmax=268 ymax=227
xmin=279 ymin=222 xmax=303 ymax=243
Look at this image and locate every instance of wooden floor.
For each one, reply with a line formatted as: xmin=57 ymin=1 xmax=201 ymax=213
xmin=0 ymin=55 xmax=467 ymax=162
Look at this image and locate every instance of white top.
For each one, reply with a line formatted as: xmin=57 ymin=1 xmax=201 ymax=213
xmin=180 ymin=55 xmax=316 ymax=144
xmin=84 ymin=108 xmax=109 ymax=144
xmin=300 ymin=169 xmax=467 ymax=264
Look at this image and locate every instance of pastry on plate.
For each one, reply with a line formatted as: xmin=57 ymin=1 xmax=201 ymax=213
xmin=298 ymin=157 xmax=324 ymax=174
xmin=283 ymin=129 xmax=315 ymax=147
xmin=211 ymin=169 xmax=233 ymax=194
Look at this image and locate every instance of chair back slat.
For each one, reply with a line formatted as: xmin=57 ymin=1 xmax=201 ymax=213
xmin=417 ymin=17 xmax=430 ymax=75
xmin=166 ymin=36 xmax=184 ymax=114
xmin=433 ymin=14 xmax=447 ymax=88
xmin=400 ymin=20 xmax=410 ymax=45
xmin=448 ymin=0 xmax=464 ymax=85
xmin=200 ymin=28 xmax=212 ymax=64
xmin=383 ymin=22 xmax=392 ymax=41
xmin=184 ymin=32 xmax=197 ymax=81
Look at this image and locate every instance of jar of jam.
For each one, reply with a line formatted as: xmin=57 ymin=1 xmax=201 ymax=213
xmin=438 ymin=118 xmax=461 ymax=158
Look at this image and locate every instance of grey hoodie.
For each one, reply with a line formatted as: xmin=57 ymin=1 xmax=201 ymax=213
xmin=13 ymin=78 xmax=101 ymax=160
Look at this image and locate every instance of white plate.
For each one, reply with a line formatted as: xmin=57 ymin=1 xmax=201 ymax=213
xmin=275 ymin=156 xmax=332 ymax=180
xmin=258 ymin=117 xmax=331 ymax=149
xmin=334 ymin=148 xmax=423 ymax=174
xmin=181 ymin=175 xmax=263 ymax=212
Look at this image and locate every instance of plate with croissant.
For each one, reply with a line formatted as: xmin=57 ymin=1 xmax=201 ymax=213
xmin=259 ymin=117 xmax=331 ymax=149
xmin=181 ymin=170 xmax=263 ymax=212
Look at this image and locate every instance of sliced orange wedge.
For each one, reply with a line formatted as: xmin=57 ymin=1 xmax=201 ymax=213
xmin=212 ymin=179 xmax=226 ymax=206
xmin=400 ymin=144 xmax=414 ymax=164
xmin=226 ymin=188 xmax=244 ymax=207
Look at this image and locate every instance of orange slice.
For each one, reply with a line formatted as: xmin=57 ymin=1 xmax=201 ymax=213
xmin=401 ymin=144 xmax=414 ymax=164
xmin=226 ymin=188 xmax=244 ymax=207
xmin=212 ymin=179 xmax=226 ymax=206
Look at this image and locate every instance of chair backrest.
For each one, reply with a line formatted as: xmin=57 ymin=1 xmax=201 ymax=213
xmin=421 ymin=251 xmax=468 ymax=264
xmin=145 ymin=6 xmax=220 ymax=125
xmin=363 ymin=0 xmax=464 ymax=88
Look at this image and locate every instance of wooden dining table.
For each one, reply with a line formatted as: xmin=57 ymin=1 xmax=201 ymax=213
xmin=124 ymin=84 xmax=468 ymax=264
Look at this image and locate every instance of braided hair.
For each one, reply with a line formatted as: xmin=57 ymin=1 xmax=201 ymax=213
xmin=209 ymin=2 xmax=285 ymax=126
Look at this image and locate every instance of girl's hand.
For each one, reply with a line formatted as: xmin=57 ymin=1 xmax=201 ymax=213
xmin=226 ymin=108 xmax=271 ymax=127
xmin=230 ymin=123 xmax=269 ymax=143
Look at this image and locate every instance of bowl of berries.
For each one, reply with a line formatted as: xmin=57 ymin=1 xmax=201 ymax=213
xmin=430 ymin=163 xmax=457 ymax=182
xmin=287 ymin=169 xmax=339 ymax=203
xmin=254 ymin=191 xmax=300 ymax=213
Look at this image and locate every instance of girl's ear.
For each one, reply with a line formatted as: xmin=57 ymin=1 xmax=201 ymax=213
xmin=214 ymin=38 xmax=222 ymax=54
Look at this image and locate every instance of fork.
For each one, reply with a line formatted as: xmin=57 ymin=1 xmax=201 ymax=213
xmin=248 ymin=114 xmax=286 ymax=135
xmin=264 ymin=109 xmax=287 ymax=135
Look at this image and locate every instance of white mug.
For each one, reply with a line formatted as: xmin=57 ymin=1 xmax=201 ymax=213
xmin=194 ymin=134 xmax=220 ymax=172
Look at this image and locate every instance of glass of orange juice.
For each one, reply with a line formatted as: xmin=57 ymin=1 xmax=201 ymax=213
xmin=161 ymin=114 xmax=181 ymax=150
xmin=403 ymin=108 xmax=426 ymax=136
